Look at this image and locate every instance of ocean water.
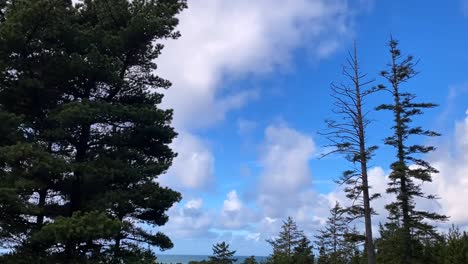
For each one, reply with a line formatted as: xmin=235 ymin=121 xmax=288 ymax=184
xmin=156 ymin=254 xmax=267 ymax=264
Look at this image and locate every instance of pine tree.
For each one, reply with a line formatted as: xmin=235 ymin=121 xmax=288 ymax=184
xmin=321 ymin=44 xmax=380 ymax=264
xmin=376 ymin=37 xmax=448 ymax=263
xmin=242 ymin=256 xmax=259 ymax=264
xmin=0 ymin=0 xmax=186 ymax=262
xmin=209 ymin=242 xmax=237 ymax=264
xmin=443 ymin=226 xmax=468 ymax=264
xmin=316 ymin=245 xmax=329 ymax=264
xmin=293 ymin=234 xmax=315 ymax=264
xmin=267 ymin=216 xmax=304 ymax=263
xmin=315 ymin=202 xmax=350 ymax=264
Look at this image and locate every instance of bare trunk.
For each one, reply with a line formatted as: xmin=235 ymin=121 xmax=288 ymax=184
xmin=354 ymin=47 xmax=377 ymax=264
xmin=36 ymin=188 xmax=47 ymax=228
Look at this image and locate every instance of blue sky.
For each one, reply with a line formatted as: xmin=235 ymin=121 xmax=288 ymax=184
xmin=154 ymin=0 xmax=468 ymax=256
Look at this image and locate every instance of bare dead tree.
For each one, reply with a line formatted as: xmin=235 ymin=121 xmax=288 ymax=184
xmin=320 ymin=44 xmax=381 ymax=264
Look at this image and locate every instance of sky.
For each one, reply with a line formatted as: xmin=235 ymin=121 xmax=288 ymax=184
xmin=152 ymin=0 xmax=468 ymax=256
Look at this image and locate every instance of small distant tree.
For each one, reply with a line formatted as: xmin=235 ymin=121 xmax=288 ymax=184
xmin=242 ymin=256 xmax=259 ymax=264
xmin=443 ymin=226 xmax=468 ymax=264
xmin=293 ymin=234 xmax=315 ymax=264
xmin=316 ymin=245 xmax=328 ymax=264
xmin=209 ymin=242 xmax=237 ymax=264
xmin=266 ymin=216 xmax=304 ymax=263
xmin=316 ymin=202 xmax=359 ymax=264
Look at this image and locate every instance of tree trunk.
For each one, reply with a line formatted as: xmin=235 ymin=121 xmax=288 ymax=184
xmin=354 ymin=47 xmax=376 ymax=264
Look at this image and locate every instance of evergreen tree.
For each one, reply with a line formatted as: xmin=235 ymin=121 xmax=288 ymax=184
xmin=266 ymin=216 xmax=304 ymax=263
xmin=375 ymin=224 xmax=404 ymax=264
xmin=321 ymin=44 xmax=380 ymax=264
xmin=293 ymin=234 xmax=315 ymax=264
xmin=316 ymin=245 xmax=329 ymax=264
xmin=0 ymin=0 xmax=186 ymax=262
xmin=315 ymin=202 xmax=349 ymax=264
xmin=242 ymin=256 xmax=259 ymax=264
xmin=443 ymin=226 xmax=468 ymax=264
xmin=376 ymin=37 xmax=448 ymax=263
xmin=315 ymin=202 xmax=364 ymax=264
xmin=209 ymin=241 xmax=237 ymax=264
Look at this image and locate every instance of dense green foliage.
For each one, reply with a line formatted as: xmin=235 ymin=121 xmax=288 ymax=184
xmin=265 ymin=217 xmax=314 ymax=264
xmin=242 ymin=256 xmax=259 ymax=264
xmin=209 ymin=241 xmax=238 ymax=264
xmin=315 ymin=203 xmax=363 ymax=264
xmin=376 ymin=225 xmax=468 ymax=264
xmin=0 ymin=0 xmax=186 ymax=262
xmin=293 ymin=235 xmax=315 ymax=264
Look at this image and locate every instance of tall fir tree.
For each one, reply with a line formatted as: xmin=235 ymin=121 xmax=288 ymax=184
xmin=315 ymin=202 xmax=364 ymax=264
xmin=316 ymin=245 xmax=329 ymax=264
xmin=376 ymin=37 xmax=448 ymax=263
xmin=293 ymin=234 xmax=315 ymax=264
xmin=321 ymin=44 xmax=380 ymax=264
xmin=209 ymin=242 xmax=237 ymax=264
xmin=0 ymin=0 xmax=186 ymax=262
xmin=266 ymin=216 xmax=304 ymax=264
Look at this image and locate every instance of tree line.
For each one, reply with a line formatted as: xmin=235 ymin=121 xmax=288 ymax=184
xmin=188 ymin=213 xmax=467 ymax=264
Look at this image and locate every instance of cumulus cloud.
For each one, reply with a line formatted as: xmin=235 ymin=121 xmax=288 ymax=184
xmin=160 ymin=132 xmax=214 ymax=190
xmin=153 ymin=0 xmax=361 ymax=252
xmin=160 ymin=199 xmax=216 ymax=239
xmin=183 ymin=198 xmax=204 ymax=217
xmin=158 ymin=0 xmax=352 ymax=129
xmin=427 ymin=112 xmax=468 ymax=225
xmin=217 ymin=190 xmax=258 ymax=230
xmin=157 ymin=0 xmax=353 ymax=193
xmin=259 ymin=124 xmax=315 ymax=195
xmin=223 ymin=191 xmax=242 ymax=212
xmin=256 ymin=124 xmax=326 ymax=232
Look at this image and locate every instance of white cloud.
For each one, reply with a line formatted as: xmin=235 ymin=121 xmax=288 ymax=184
xmin=256 ymin=124 xmax=326 ymax=232
xmin=223 ymin=190 xmax=242 ymax=212
xmin=159 ymin=0 xmax=353 ymax=193
xmin=154 ymin=0 xmax=361 ymax=251
xmin=160 ymin=132 xmax=214 ymax=190
xmin=158 ymin=0 xmax=352 ymax=129
xmin=160 ymin=199 xmax=216 ymax=239
xmin=246 ymin=233 xmax=261 ymax=242
xmin=428 ymin=112 xmax=468 ymax=225
xmin=183 ymin=198 xmax=204 ymax=217
xmin=185 ymin=198 xmax=203 ymax=210
xmin=260 ymin=124 xmax=315 ymax=194
xmin=218 ymin=190 xmax=258 ymax=230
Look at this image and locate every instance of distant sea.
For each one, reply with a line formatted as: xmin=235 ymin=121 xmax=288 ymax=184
xmin=156 ymin=255 xmax=267 ymax=264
